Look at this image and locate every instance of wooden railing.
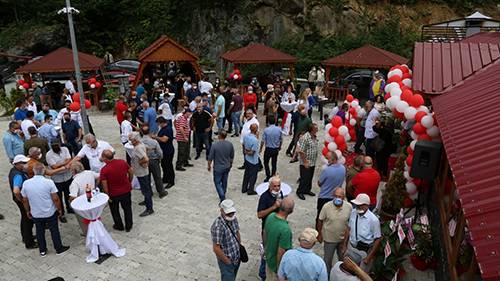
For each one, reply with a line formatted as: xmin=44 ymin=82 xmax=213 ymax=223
xmin=421 ymin=26 xmax=500 ymax=42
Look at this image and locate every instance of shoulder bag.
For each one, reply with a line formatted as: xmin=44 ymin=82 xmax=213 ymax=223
xmin=225 ymin=221 xmax=249 ymax=263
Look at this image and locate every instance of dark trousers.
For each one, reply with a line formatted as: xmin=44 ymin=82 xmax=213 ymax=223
xmin=354 ymin=127 xmax=366 ymax=153
xmin=109 ymin=192 xmax=133 ymax=230
xmin=122 ymin=141 xmax=131 ymax=164
xmin=137 ymin=175 xmax=153 ymax=211
xmin=65 ymin=139 xmax=81 ymax=157
xmin=286 ymin=132 xmax=298 ymax=155
xmin=14 ymin=198 xmax=35 ymax=247
xmin=264 ymin=147 xmax=279 ymax=180
xmin=316 ymin=197 xmax=332 ymax=229
xmin=149 ymin=158 xmax=165 ymax=194
xmin=55 ymin=179 xmax=73 ymax=215
xmin=297 ymin=165 xmax=316 ymax=194
xmin=176 ymin=141 xmax=189 ymax=168
xmin=223 ymin=114 xmax=233 ymax=133
xmin=195 ymin=131 xmax=211 ymax=159
xmin=365 ymin=138 xmax=375 ymax=158
xmin=376 ymin=151 xmax=390 ymax=178
xmin=242 ymin=160 xmax=259 ymax=193
xmin=161 ymin=153 xmax=175 ymax=184
xmin=33 ymin=212 xmax=63 ymax=253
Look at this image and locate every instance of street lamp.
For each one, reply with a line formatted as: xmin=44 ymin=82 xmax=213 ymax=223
xmin=58 ymin=0 xmax=89 ymax=134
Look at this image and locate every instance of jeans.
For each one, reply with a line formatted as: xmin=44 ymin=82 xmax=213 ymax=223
xmin=14 ymin=198 xmax=35 ymax=247
xmin=263 ymin=147 xmax=279 ymax=180
xmin=33 ymin=212 xmax=63 ymax=253
xmin=149 ymin=158 xmax=165 ymax=194
xmin=224 ymin=112 xmax=233 ymax=133
xmin=55 ymin=178 xmax=73 ymax=215
xmin=216 ymin=117 xmax=224 ymax=130
xmin=242 ymin=160 xmax=259 ymax=193
xmin=161 ymin=153 xmax=175 ymax=184
xmin=365 ymin=138 xmax=375 ymax=158
xmin=324 ymin=241 xmax=344 ymax=275
xmin=137 ymin=175 xmax=153 ymax=211
xmin=213 ymin=168 xmax=230 ymax=201
xmin=297 ymin=165 xmax=316 ymax=194
xmin=217 ymin=259 xmax=240 ymax=281
xmin=195 ymin=131 xmax=211 ymax=159
xmin=176 ymin=141 xmax=189 ymax=168
xmin=109 ymin=192 xmax=133 ymax=230
xmin=231 ymin=111 xmax=242 ymax=135
xmin=65 ymin=139 xmax=81 ymax=157
xmin=259 ymin=257 xmax=267 ymax=280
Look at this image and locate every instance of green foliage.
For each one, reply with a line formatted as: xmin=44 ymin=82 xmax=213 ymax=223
xmin=381 ymin=154 xmax=408 ymax=215
xmin=0 ymin=88 xmax=25 ymax=116
xmin=412 ymin=222 xmax=435 ymax=262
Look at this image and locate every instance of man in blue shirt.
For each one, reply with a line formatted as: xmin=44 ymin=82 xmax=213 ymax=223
xmin=241 ymin=124 xmax=259 ymax=195
xmin=317 ymin=151 xmax=346 ymax=220
xmin=278 ymin=228 xmax=328 ymax=281
xmin=142 ymin=101 xmax=158 ymax=134
xmin=35 ymin=103 xmax=58 ymax=123
xmin=155 ymin=117 xmax=175 ymax=189
xmin=261 ymin=115 xmax=283 ymax=182
xmin=38 ymin=115 xmax=59 ymax=145
xmin=214 ymin=92 xmax=225 ymax=131
xmin=3 ymin=121 xmax=24 ymax=162
xmin=14 ymin=100 xmax=28 ymax=121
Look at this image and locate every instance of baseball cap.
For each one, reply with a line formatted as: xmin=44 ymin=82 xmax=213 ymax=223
xmin=13 ymin=155 xmax=30 ymax=164
xmin=351 ymin=193 xmax=370 ymax=206
xmin=299 ymin=228 xmax=318 ymax=244
xmin=219 ymin=199 xmax=236 ymax=214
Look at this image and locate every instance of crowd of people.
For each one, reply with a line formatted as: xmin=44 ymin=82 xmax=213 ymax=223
xmin=3 ymin=70 xmax=393 ymax=281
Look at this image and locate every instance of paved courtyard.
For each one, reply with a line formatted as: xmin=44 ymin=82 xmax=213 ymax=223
xmin=0 ymin=111 xmax=434 ymax=281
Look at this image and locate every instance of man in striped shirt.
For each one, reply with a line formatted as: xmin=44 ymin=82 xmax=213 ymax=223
xmin=174 ymin=108 xmax=193 ymax=171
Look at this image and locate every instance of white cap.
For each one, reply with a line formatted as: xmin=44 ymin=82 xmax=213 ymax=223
xmin=220 ymin=199 xmax=236 ymax=214
xmin=12 ymin=155 xmax=30 ymax=164
xmin=351 ymin=193 xmax=370 ymax=206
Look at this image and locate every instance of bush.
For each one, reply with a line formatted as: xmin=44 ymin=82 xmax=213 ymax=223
xmin=0 ymin=88 xmax=25 ymax=116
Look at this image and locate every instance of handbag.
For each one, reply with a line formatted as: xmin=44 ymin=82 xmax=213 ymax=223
xmin=370 ymin=136 xmax=385 ymax=152
xmin=225 ymin=221 xmax=249 ymax=263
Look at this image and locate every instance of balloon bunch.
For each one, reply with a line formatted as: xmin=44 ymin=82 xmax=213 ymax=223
xmin=17 ymin=79 xmax=30 ymax=90
xmin=87 ymin=77 xmax=102 ymax=89
xmin=69 ymin=92 xmax=91 ymax=112
xmin=229 ymin=68 xmax=243 ymax=82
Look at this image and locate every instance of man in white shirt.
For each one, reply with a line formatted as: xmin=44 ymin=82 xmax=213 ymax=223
xmin=46 ymin=141 xmax=73 ymax=223
xmin=26 ymin=96 xmax=37 ymax=115
xmin=363 ymin=104 xmax=380 ymax=158
xmin=158 ymin=99 xmax=173 ymax=122
xmin=198 ymin=77 xmax=213 ymax=94
xmin=238 ymin=109 xmax=259 ymax=169
xmin=54 ymin=100 xmax=83 ymax=127
xmin=65 ymin=77 xmax=76 ymax=94
xmin=69 ymin=161 xmax=99 ymax=235
xmin=189 ymin=96 xmax=201 ymax=112
xmin=72 ymin=133 xmax=114 ymax=173
xmin=21 ymin=111 xmax=37 ymax=140
xmin=183 ymin=76 xmax=192 ymax=93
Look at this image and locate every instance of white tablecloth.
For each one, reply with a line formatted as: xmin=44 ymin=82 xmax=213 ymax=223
xmin=71 ymin=193 xmax=126 ymax=263
xmin=256 ymin=182 xmax=292 ymax=196
xmin=280 ymin=102 xmax=297 ymax=135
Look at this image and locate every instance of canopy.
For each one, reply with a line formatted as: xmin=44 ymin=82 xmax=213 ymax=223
xmin=322 ymin=44 xmax=408 ymax=69
xmin=16 ymin=47 xmax=103 ymax=74
xmin=221 ymin=43 xmax=297 ymax=64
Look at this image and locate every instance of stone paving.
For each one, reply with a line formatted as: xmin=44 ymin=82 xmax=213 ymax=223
xmin=0 ymin=111 xmax=434 ymax=281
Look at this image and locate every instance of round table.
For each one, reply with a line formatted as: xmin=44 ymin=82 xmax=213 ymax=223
xmin=71 ymin=193 xmax=126 ymax=263
xmin=255 ymin=181 xmax=292 ymax=196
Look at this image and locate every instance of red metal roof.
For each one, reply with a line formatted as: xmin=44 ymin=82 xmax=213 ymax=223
xmin=432 ymin=60 xmax=500 ymax=281
xmin=412 ymin=42 xmax=500 ymax=94
xmin=221 ymin=43 xmax=297 ymax=64
xmin=138 ymin=35 xmax=199 ymax=62
xmin=462 ymin=32 xmax=500 ymax=44
xmin=322 ymin=44 xmax=408 ymax=69
xmin=16 ymin=47 xmax=103 ymax=74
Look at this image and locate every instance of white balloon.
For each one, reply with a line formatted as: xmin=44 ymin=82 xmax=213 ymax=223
xmin=384 ymin=84 xmax=393 ymax=94
xmin=327 ymin=142 xmax=338 ymax=152
xmin=418 ymin=106 xmax=430 ymax=114
xmin=396 ymin=100 xmax=409 ymax=113
xmin=349 ymin=118 xmax=356 ymax=126
xmin=338 ymin=156 xmax=346 ymax=165
xmin=325 ymin=135 xmax=333 ymax=143
xmin=345 ymin=134 xmax=351 ymax=142
xmin=334 ymin=150 xmax=342 ymax=159
xmin=90 ymin=83 xmax=96 ymax=89
xmin=390 ymin=87 xmax=402 ymax=97
xmin=390 ymin=69 xmax=403 ymax=79
xmin=321 ymin=155 xmax=328 ymax=164
xmin=351 ymin=100 xmax=359 ymax=108
xmin=18 ymin=85 xmax=24 ymax=90
xmin=233 ymin=74 xmax=239 ymax=80
xmin=338 ymin=125 xmax=349 ymax=136
xmin=385 ymin=97 xmax=395 ymax=110
xmin=404 ymin=106 xmax=417 ymax=120
xmin=410 ymin=140 xmax=417 ymax=151
xmin=427 ymin=126 xmax=440 ymax=138
xmin=403 ymin=171 xmax=412 ymax=181
xmin=325 ymin=123 xmax=333 ymax=132
xmin=357 ymin=108 xmax=366 ymax=118
xmin=406 ymin=182 xmax=418 ymax=195
xmin=410 ymin=131 xmax=418 ymax=140
xmin=421 ymin=115 xmax=434 ymax=128
xmin=402 ymin=78 xmax=412 ymax=88
xmin=409 ymin=192 xmax=418 ymax=200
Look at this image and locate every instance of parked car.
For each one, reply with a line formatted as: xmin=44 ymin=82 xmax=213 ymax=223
xmin=106 ymin=59 xmax=140 ymax=74
xmin=340 ymin=70 xmax=375 ymax=100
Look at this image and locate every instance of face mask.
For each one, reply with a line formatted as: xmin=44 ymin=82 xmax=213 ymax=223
xmin=64 ymin=118 xmax=70 ymax=122
xmin=13 ymin=129 xmax=20 ymax=134
xmin=43 ymin=109 xmax=49 ymax=113
xmin=271 ymin=190 xmax=280 ymax=197
xmin=22 ymin=163 xmax=28 ymax=170
xmin=333 ymin=198 xmax=343 ymax=206
xmin=357 ymin=208 xmax=367 ymax=215
xmin=52 ymin=146 xmax=61 ymax=153
xmin=224 ymin=215 xmax=236 ymax=221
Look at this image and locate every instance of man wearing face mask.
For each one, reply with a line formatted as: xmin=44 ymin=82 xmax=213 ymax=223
xmin=286 ymin=104 xmax=311 ymax=161
xmin=343 ymin=193 xmax=381 ymax=273
xmin=316 ymin=152 xmax=346 ymax=225
xmin=317 ymin=188 xmax=352 ymax=276
xmin=3 ymin=121 xmax=25 ymax=163
xmin=186 ymin=81 xmax=201 ymax=103
xmin=61 ymin=112 xmax=82 ymax=156
xmin=46 ymin=141 xmax=73 ymax=223
xmin=211 ymin=199 xmax=242 ymax=281
xmin=35 ymin=103 xmax=58 ymax=123
xmin=72 ymin=134 xmax=114 ymax=173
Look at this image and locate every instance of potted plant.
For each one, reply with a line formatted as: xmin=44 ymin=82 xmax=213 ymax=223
xmin=410 ymin=222 xmax=435 ymax=271
xmin=456 ymin=232 xmax=474 ymax=276
xmin=380 ymin=155 xmax=409 ymax=221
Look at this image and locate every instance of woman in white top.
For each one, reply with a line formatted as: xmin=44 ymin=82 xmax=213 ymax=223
xmin=68 ymin=161 xmax=99 ymax=235
xmin=297 ymin=88 xmax=311 ymax=112
xmin=374 ymin=95 xmax=386 ymax=112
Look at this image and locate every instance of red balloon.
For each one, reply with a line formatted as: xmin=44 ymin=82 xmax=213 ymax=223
xmin=403 ymin=197 xmax=414 ymax=208
xmin=402 ymin=73 xmax=412 ymax=79
xmin=85 ymin=99 xmax=91 ymax=109
xmin=331 ymin=116 xmax=343 ymax=128
xmin=95 ymin=82 xmax=102 ymax=88
xmin=324 ymin=141 xmax=329 ymax=147
xmin=334 ymin=135 xmax=345 ymax=145
xmin=384 ymin=93 xmax=391 ymax=101
xmin=409 ymin=94 xmax=424 ymax=108
xmin=328 ymin=127 xmax=339 ymax=137
xmin=346 ymin=94 xmax=354 ymax=102
xmin=349 ymin=128 xmax=356 ymax=137
xmin=415 ymin=111 xmax=427 ymax=122
xmin=322 ymin=147 xmax=329 ymax=157
xmin=401 ymin=89 xmax=413 ymax=102
xmin=69 ymin=102 xmax=80 ymax=112
xmin=338 ymin=143 xmax=347 ymax=151
xmin=388 ymin=76 xmax=402 ymax=84
xmin=22 ymin=83 xmax=30 ymax=89
xmin=18 ymin=80 xmax=25 ymax=85
xmin=400 ymin=65 xmax=410 ymax=74
xmin=349 ymin=107 xmax=356 ymax=115
xmin=418 ymin=133 xmax=432 ymax=141
xmin=406 ymin=146 xmax=413 ymax=155
xmin=406 ymin=154 xmax=413 ymax=166
xmin=412 ymin=122 xmax=426 ymax=134
xmin=234 ymin=69 xmax=241 ymax=75
xmin=88 ymin=78 xmax=97 ymax=85
xmin=393 ymin=110 xmax=405 ymax=120
xmin=73 ymin=92 xmax=81 ymax=102
xmin=390 ymin=65 xmax=401 ymax=71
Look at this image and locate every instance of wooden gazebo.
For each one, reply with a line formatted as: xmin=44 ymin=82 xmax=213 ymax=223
xmin=134 ymin=35 xmax=202 ymax=88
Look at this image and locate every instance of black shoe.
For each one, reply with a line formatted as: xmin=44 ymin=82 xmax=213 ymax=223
xmin=56 ymin=246 xmax=70 ymax=255
xmin=26 ymin=241 xmax=39 ymax=249
xmin=289 ymin=158 xmax=298 ymax=163
xmin=297 ymin=193 xmax=306 ymax=200
xmin=242 ymin=189 xmax=248 ymax=194
xmin=113 ymin=224 xmax=124 ymax=231
xmin=67 ymin=208 xmax=75 ymax=214
xmin=125 ymin=227 xmax=132 ymax=232
xmin=176 ymin=167 xmax=186 ymax=171
xmin=138 ymin=201 xmax=146 ymax=206
xmin=139 ymin=209 xmax=154 ymax=217
xmin=165 ymin=183 xmax=174 ymax=189
xmin=286 ymin=152 xmax=293 ymax=157
xmin=264 ymin=178 xmax=270 ymax=182
xmin=230 ymin=134 xmax=237 ymax=137
xmin=247 ymin=191 xmax=257 ymax=195
xmin=0 ymin=214 xmax=3 ymax=220
xmin=59 ymin=216 xmax=67 ymax=223
xmin=159 ymin=191 xmax=168 ymax=198
xmin=238 ymin=166 xmax=245 ymax=170
xmin=184 ymin=163 xmax=194 ymax=167
xmin=40 ymin=251 xmax=47 ymax=257
xmin=195 ymin=155 xmax=200 ymax=160
xmin=306 ymin=191 xmax=316 ymax=196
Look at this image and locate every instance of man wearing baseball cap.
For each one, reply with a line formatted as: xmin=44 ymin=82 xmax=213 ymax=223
xmin=277 ymin=227 xmax=328 ymax=281
xmin=342 ymin=193 xmax=381 ymax=272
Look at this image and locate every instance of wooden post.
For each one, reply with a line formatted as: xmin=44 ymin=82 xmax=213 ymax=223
xmin=133 ymin=62 xmax=147 ymax=89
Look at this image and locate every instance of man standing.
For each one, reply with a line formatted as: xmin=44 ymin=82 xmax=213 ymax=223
xmin=230 ymin=89 xmax=243 ymax=137
xmin=68 ymin=161 xmax=99 ymax=235
xmin=24 ymin=126 xmax=50 ymax=164
xmin=155 ymin=117 xmax=175 ymax=188
xmin=317 ymin=152 xmax=346 ymax=219
xmin=364 ymin=103 xmax=380 ymax=158
xmin=214 ymin=91 xmax=226 ymax=131
xmin=343 ymin=193 xmax=381 ymax=272
xmin=21 ymin=163 xmax=70 ymax=256
xmin=3 ymin=121 xmax=24 ymax=163
xmin=142 ymin=101 xmax=158 ymax=134
xmin=35 ymin=103 xmax=58 ymax=123
xmin=351 ymin=156 xmax=380 ymax=209
xmin=242 ymin=124 xmax=259 ymax=195
xmin=296 ymin=123 xmax=319 ymax=200
xmin=277 ymin=228 xmax=328 ymax=281
xmin=286 ymin=104 xmax=312 ymax=161
xmin=128 ymin=132 xmax=154 ymax=217
xmin=208 ymin=129 xmax=234 ymax=202
xmin=353 ymin=102 xmax=370 ymax=154
xmin=61 ymin=112 xmax=82 ymax=156
xmin=346 ymin=156 xmax=364 ymax=201
xmin=238 ymin=109 xmax=259 ymax=169
xmin=174 ymin=108 xmax=192 ymax=171
xmin=141 ymin=126 xmax=167 ymax=198
xmin=264 ymin=197 xmax=295 ymax=280
xmin=192 ymin=104 xmax=213 ymax=160
xmin=73 ymin=134 xmax=114 ymax=173
xmin=9 ymin=155 xmax=37 ymax=249
xmin=211 ymin=199 xmax=242 ymax=281
xmin=121 ymin=111 xmax=134 ymax=164
xmin=115 ymin=95 xmax=128 ymax=125
xmin=101 ymin=150 xmax=134 ymax=232
xmin=38 ymin=115 xmax=58 ymax=145
xmin=261 ymin=115 xmax=282 ymax=182
xmin=317 ymin=188 xmax=352 ymax=275
xmin=46 ymin=141 xmax=73 ymax=223
xmin=21 ymin=110 xmax=37 ymax=140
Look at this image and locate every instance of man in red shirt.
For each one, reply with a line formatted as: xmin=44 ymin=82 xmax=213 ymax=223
xmin=174 ymin=108 xmax=193 ymax=171
xmin=115 ymin=95 xmax=128 ymax=125
xmin=351 ymin=156 xmax=381 ymax=208
xmin=100 ymin=149 xmax=134 ymax=232
xmin=243 ymin=86 xmax=257 ymax=112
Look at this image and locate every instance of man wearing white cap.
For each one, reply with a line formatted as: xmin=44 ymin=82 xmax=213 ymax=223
xmin=343 ymin=193 xmax=381 ymax=272
xmin=277 ymin=227 xmax=328 ymax=281
xmin=211 ymin=199 xmax=243 ymax=281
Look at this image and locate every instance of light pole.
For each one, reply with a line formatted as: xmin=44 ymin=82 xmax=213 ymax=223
xmin=58 ymin=0 xmax=89 ymax=134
